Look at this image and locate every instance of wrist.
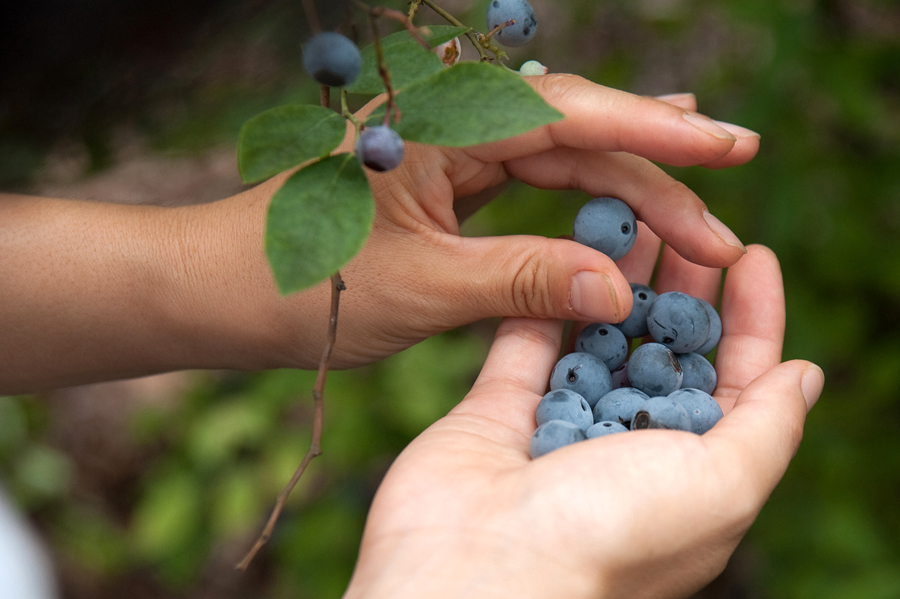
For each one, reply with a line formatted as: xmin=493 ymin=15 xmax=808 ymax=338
xmin=168 ymin=181 xmax=329 ymax=371
xmin=343 ymin=528 xmax=599 ymax=599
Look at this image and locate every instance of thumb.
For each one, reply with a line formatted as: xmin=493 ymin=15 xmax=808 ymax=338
xmin=704 ymin=360 xmax=825 ymax=513
xmin=432 ymin=235 xmax=633 ymax=324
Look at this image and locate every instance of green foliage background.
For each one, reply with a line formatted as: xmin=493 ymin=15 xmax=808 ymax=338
xmin=1 ymin=0 xmax=899 ymax=597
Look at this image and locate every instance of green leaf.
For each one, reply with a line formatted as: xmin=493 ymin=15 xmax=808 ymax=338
xmin=266 ymin=153 xmax=374 ymax=294
xmin=418 ymin=24 xmax=471 ymax=47
xmin=237 ymin=104 xmax=346 ymax=184
xmin=346 ymin=26 xmax=469 ymax=95
xmin=367 ymin=61 xmax=564 ymax=146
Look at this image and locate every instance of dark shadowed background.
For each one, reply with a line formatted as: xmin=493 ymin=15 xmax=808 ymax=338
xmin=1 ymin=0 xmax=899 ymax=597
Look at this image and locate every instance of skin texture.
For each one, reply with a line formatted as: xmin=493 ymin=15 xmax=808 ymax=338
xmin=343 ymin=245 xmax=825 ymax=599
xmin=0 ymin=76 xmax=759 ymax=392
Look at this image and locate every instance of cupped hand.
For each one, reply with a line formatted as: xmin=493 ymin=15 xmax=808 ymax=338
xmin=248 ymin=75 xmax=760 ymax=369
xmin=342 ymin=243 xmax=824 ymax=599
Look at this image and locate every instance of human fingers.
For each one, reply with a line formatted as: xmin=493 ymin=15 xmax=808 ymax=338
xmin=654 ymin=93 xmax=698 ymax=111
xmin=422 ymin=233 xmax=634 ymax=326
xmin=464 ymin=74 xmax=751 ymax=168
xmin=504 ymin=148 xmax=746 ymax=268
xmin=615 ymin=221 xmax=660 ymax=285
xmin=713 ymin=245 xmax=786 ymax=409
xmin=704 ymin=359 xmax=823 ymax=516
xmin=653 ymin=244 xmax=722 ymax=306
xmin=651 ymin=92 xmax=760 ymax=168
xmin=458 ymin=318 xmax=564 ymax=438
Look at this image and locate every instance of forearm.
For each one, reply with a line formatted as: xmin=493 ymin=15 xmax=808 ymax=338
xmin=0 ymin=187 xmax=326 ymax=393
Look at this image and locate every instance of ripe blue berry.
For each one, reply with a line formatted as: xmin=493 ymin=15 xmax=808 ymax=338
xmin=302 ymin=32 xmax=362 ymax=87
xmin=630 ymin=396 xmax=692 ymax=432
xmin=695 ymin=298 xmax=722 ymax=356
xmin=610 ymin=361 xmax=630 ymax=389
xmin=535 ymin=389 xmax=593 ymax=430
xmin=356 ymin=126 xmax=405 ymax=172
xmin=676 ymin=352 xmax=717 ymax=395
xmin=573 ymin=197 xmax=638 ymax=261
xmin=615 ymin=283 xmax=658 ymax=338
xmin=585 ymin=421 xmax=629 ymax=439
xmin=529 ymin=420 xmax=587 ymax=458
xmin=592 ymin=387 xmax=649 ymax=428
xmin=549 ymin=352 xmax=612 ymax=408
xmin=647 ymin=292 xmax=710 ymax=354
xmin=627 ymin=342 xmax=683 ymax=397
xmin=575 ymin=323 xmax=628 ymax=371
xmin=486 ymin=0 xmax=538 ymax=47
xmin=668 ymin=388 xmax=723 ymax=434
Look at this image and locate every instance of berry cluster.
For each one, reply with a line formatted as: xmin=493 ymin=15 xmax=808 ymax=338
xmin=299 ymin=0 xmax=543 ymax=175
xmin=530 ymin=198 xmax=725 ymax=459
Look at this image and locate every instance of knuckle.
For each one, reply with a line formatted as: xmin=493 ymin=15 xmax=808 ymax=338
xmin=509 ymin=245 xmax=556 ymax=318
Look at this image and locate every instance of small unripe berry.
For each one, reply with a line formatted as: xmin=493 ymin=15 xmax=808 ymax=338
xmin=518 ymin=60 xmax=547 ymax=76
xmin=356 ymin=126 xmax=405 ymax=172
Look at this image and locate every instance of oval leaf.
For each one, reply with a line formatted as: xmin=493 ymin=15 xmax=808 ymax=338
xmin=346 ymin=26 xmax=469 ymax=95
xmin=366 ymin=61 xmax=564 ymax=146
xmin=238 ymin=104 xmax=346 ymax=184
xmin=266 ymin=153 xmax=374 ymax=294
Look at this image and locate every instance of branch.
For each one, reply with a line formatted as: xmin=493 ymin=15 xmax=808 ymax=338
xmin=420 ymin=0 xmax=490 ymax=61
xmin=354 ymin=1 xmax=429 ymax=49
xmin=236 ymin=272 xmax=346 ymax=571
xmin=302 ymin=0 xmax=322 ymax=35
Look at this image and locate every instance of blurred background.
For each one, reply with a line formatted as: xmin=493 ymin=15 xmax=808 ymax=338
xmin=1 ymin=0 xmax=899 ymax=597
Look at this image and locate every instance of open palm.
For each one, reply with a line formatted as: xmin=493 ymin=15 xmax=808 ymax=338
xmin=344 ymin=242 xmax=823 ymax=599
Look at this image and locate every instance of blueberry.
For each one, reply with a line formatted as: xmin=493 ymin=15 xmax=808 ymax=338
xmin=627 ymin=342 xmax=683 ymax=397
xmin=486 ymin=0 xmax=538 ymax=47
xmin=615 ymin=283 xmax=658 ymax=338
xmin=668 ymin=388 xmax=723 ymax=434
xmin=610 ymin=361 xmax=630 ymax=389
xmin=356 ymin=126 xmax=405 ymax=172
xmin=302 ymin=32 xmax=362 ymax=87
xmin=592 ymin=387 xmax=649 ymax=428
xmin=694 ymin=298 xmax=722 ymax=356
xmin=535 ymin=389 xmax=593 ymax=430
xmin=575 ymin=323 xmax=628 ymax=371
xmin=630 ymin=396 xmax=692 ymax=432
xmin=585 ymin=420 xmax=629 ymax=439
xmin=676 ymin=352 xmax=717 ymax=395
xmin=549 ymin=352 xmax=612 ymax=408
xmin=647 ymin=292 xmax=710 ymax=354
xmin=573 ymin=197 xmax=638 ymax=261
xmin=529 ymin=420 xmax=587 ymax=458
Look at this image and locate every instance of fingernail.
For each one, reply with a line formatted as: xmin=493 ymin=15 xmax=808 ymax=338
xmin=714 ymin=120 xmax=761 ymax=139
xmin=703 ymin=209 xmax=746 ymax=253
xmin=656 ymin=92 xmax=695 ymax=104
xmin=683 ymin=112 xmax=736 ymax=141
xmin=800 ymin=364 xmax=825 ymax=411
xmin=571 ymin=271 xmax=619 ymax=321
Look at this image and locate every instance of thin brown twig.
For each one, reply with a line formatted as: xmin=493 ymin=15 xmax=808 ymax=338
xmin=365 ymin=11 xmax=401 ymax=125
xmin=301 ymin=0 xmax=322 ymax=34
xmin=420 ymin=0 xmax=489 ymax=61
xmin=236 ymin=272 xmax=346 ymax=571
xmin=407 ymin=0 xmax=423 ymax=20
xmin=354 ymin=1 xmax=429 ymax=49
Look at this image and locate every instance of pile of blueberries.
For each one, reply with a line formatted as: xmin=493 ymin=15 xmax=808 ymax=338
xmin=530 ymin=198 xmax=725 ymax=459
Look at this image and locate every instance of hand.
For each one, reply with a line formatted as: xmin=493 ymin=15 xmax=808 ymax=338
xmin=342 ymin=243 xmax=824 ymax=599
xmin=243 ymin=76 xmax=761 ymax=369
xmin=0 ymin=77 xmax=759 ymax=391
